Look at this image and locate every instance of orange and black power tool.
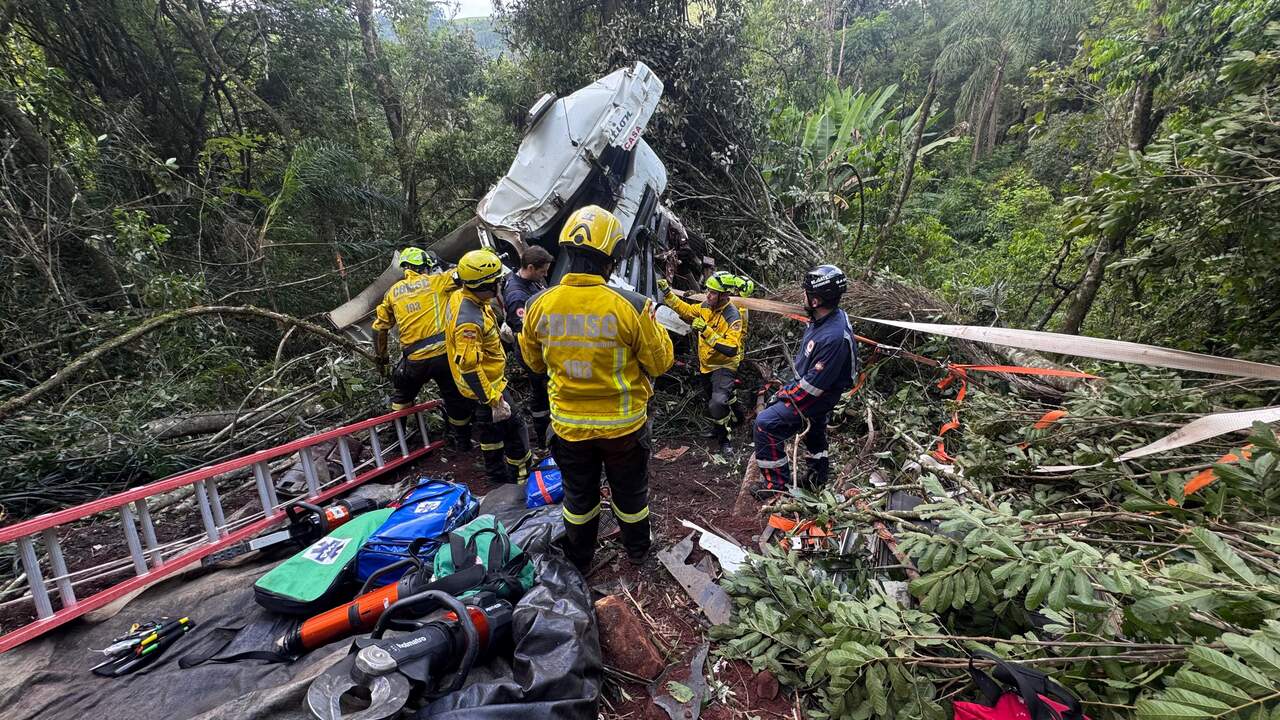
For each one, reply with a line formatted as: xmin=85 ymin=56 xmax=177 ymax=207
xmin=305 ymin=590 xmax=514 ymax=720
xmin=204 ymin=498 xmax=381 ymax=566
xmin=277 ymin=538 xmax=491 ymax=655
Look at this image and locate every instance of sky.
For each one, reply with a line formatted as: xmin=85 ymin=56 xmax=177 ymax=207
xmin=452 ymin=0 xmax=493 ymax=18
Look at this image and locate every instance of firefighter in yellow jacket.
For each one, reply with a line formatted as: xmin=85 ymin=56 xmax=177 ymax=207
xmin=519 ymin=205 xmax=674 ymax=570
xmin=446 ymin=248 xmax=533 ymax=485
xmin=659 ymin=271 xmax=746 ymax=454
xmin=373 ymin=247 xmax=471 ymax=449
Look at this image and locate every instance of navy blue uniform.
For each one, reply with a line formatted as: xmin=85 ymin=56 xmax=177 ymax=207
xmin=503 ymin=272 xmax=550 ymax=444
xmin=754 ymin=308 xmax=857 ymax=491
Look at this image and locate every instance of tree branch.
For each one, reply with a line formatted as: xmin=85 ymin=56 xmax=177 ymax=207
xmin=0 ymin=305 xmax=375 ymax=420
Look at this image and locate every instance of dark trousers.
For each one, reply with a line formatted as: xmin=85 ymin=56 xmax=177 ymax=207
xmin=553 ymin=425 xmax=651 ymax=570
xmin=391 ymin=354 xmax=472 ymax=442
xmin=754 ymin=399 xmax=832 ymax=491
xmin=705 ymin=368 xmax=737 ymax=440
xmin=521 ymin=358 xmax=551 ymax=447
xmin=474 ymin=388 xmax=531 ymax=484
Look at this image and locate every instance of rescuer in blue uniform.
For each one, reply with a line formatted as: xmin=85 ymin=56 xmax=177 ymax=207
xmin=753 ymin=264 xmax=858 ymax=495
xmin=503 ymin=245 xmax=554 ymax=448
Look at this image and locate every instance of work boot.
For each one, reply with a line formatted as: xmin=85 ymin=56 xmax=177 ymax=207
xmin=750 ymin=483 xmax=786 ymax=503
xmin=626 ymin=548 xmax=658 ymax=571
xmin=449 ymin=427 xmax=473 ymax=452
xmin=799 ymin=457 xmax=831 ymax=491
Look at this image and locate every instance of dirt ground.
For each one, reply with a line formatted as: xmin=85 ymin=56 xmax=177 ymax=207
xmin=582 ymin=437 xmax=796 ymax=720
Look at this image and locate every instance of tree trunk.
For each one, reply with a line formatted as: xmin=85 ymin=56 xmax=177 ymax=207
xmin=1127 ymin=1 xmax=1166 ymax=151
xmin=824 ymin=0 xmax=836 ymax=79
xmin=163 ymin=0 xmax=293 ymax=140
xmin=868 ymin=70 xmax=937 ymax=273
xmin=971 ymin=53 xmax=1006 ymax=165
xmin=354 ymin=0 xmax=420 ymax=243
xmin=1058 ymin=3 xmax=1165 ymax=334
xmin=1058 ymin=229 xmax=1126 ymax=335
xmin=983 ymin=60 xmax=1006 ymax=156
xmin=834 ymin=14 xmax=847 ymax=87
xmin=0 ymin=89 xmax=129 ymax=309
xmin=0 ymin=305 xmax=380 ymax=420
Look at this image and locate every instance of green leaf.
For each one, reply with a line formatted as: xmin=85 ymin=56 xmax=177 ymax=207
xmin=1188 ymin=646 xmax=1276 ymax=695
xmin=1164 ymin=563 xmax=1227 ymax=585
xmin=1135 ymin=699 xmax=1212 ymax=720
xmin=1047 ymin=569 xmax=1070 ymax=611
xmin=1073 ymin=569 xmax=1094 ymax=601
xmin=1172 ymin=668 xmax=1253 ymax=705
xmin=1189 ymin=528 xmax=1261 ymax=585
xmin=1221 ymin=633 xmax=1280 ymax=680
xmin=1131 ymin=592 xmax=1200 ymax=619
xmin=866 ymin=663 xmax=889 ymax=718
xmin=972 ymin=545 xmax=1011 ymax=560
xmin=1160 ymin=688 xmax=1232 ymax=712
xmin=1004 ymin=566 xmax=1033 ymax=598
xmin=666 ymin=681 xmax=694 ymax=704
xmin=1025 ymin=568 xmax=1052 ymax=610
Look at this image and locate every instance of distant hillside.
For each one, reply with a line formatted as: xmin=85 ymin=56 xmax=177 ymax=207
xmin=451 ymin=16 xmax=506 ymax=58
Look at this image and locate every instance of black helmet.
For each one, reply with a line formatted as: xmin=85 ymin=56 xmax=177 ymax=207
xmin=802 ymin=264 xmax=847 ymax=302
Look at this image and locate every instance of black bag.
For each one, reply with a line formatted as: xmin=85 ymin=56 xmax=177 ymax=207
xmin=953 ymin=651 xmax=1087 ymax=720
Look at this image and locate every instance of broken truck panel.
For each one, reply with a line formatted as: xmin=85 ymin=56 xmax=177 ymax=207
xmin=658 ymin=533 xmax=732 ymax=626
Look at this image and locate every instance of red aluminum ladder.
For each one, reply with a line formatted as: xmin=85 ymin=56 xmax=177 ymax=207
xmin=0 ymin=401 xmax=444 ymax=653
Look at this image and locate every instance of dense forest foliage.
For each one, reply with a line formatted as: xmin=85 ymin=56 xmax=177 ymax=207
xmin=0 ymin=0 xmax=1277 ymax=512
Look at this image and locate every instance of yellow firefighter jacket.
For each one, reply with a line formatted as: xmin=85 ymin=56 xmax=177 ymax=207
xmin=518 ymin=273 xmax=674 ymax=441
xmin=445 ymin=288 xmax=508 ymax=404
xmin=662 ymin=292 xmax=744 ymax=373
xmin=372 ymin=269 xmax=456 ymax=361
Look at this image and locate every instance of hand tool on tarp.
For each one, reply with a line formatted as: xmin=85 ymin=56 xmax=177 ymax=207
xmin=202 ymin=498 xmax=381 ymax=566
xmin=91 ymin=616 xmax=195 ymax=676
xmin=306 ymin=590 xmax=513 ymax=720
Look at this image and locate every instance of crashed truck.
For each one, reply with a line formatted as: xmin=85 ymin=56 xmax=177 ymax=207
xmin=328 ymin=61 xmax=704 ymax=339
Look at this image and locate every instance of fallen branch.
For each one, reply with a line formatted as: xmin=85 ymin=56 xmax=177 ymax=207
xmin=0 ymin=305 xmax=377 ymax=420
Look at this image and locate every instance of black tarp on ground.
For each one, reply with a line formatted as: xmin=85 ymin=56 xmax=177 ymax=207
xmin=0 ymin=483 xmax=600 ymax=720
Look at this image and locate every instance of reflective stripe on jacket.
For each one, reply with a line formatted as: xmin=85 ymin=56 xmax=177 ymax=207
xmin=663 ymin=292 xmax=744 ymax=373
xmin=372 ymin=269 xmax=455 ymax=360
xmin=445 ymin=288 xmax=508 ymax=404
xmin=518 ymin=273 xmax=674 ymax=441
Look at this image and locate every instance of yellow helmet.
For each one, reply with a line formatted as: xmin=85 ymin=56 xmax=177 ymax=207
xmin=705 ymin=271 xmax=738 ymax=294
xmin=455 ymin=248 xmax=505 ymax=288
xmin=559 ymin=205 xmax=625 ymax=259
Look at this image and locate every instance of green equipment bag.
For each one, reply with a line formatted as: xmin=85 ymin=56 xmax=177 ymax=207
xmin=253 ymin=507 xmax=394 ymax=616
xmin=431 ymin=514 xmax=536 ymax=602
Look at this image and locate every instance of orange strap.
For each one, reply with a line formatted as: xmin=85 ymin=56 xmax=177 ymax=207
xmin=534 ymin=471 xmax=554 ymax=505
xmin=1033 ymin=409 xmax=1069 ymax=430
xmin=929 ymin=366 xmax=1095 ymax=463
xmin=950 ymin=364 xmax=1099 ymax=380
xmin=768 ymin=515 xmax=832 ymax=549
xmin=1181 ymin=446 xmax=1254 ymax=499
xmin=930 ymin=368 xmax=968 ymax=462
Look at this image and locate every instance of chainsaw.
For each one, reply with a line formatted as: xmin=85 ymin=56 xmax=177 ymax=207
xmin=202 ymin=498 xmax=380 ymax=566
